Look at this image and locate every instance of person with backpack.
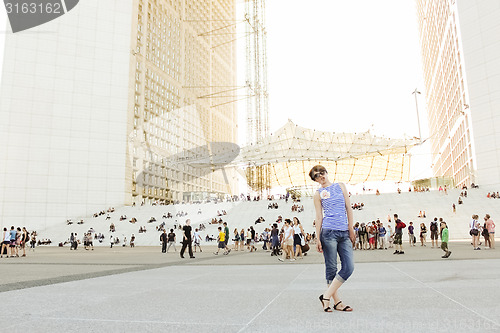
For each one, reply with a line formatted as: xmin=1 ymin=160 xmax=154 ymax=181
xmin=393 ymin=214 xmax=406 ymax=254
xmin=429 ymin=218 xmax=439 ymax=248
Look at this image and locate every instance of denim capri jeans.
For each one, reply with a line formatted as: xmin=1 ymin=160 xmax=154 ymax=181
xmin=320 ymin=229 xmax=354 ymax=284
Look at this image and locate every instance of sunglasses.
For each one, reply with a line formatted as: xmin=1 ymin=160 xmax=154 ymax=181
xmin=313 ymin=170 xmax=326 ymax=180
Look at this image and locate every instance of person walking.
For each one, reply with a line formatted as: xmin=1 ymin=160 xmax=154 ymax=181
xmin=193 ymin=228 xmax=203 ymax=253
xmin=408 ymin=222 xmax=416 ymax=247
xmin=233 ymin=228 xmax=240 ymax=251
xmin=270 ymin=223 xmax=280 ymax=256
xmin=393 ymin=214 xmax=406 ymax=254
xmin=30 ymin=232 xmax=36 ymax=251
xmin=359 ymin=223 xmax=368 ymax=250
xmin=180 ymin=219 xmax=195 ymax=258
xmin=9 ymin=226 xmax=18 ymax=257
xmin=293 ymin=217 xmax=305 ymax=259
xmin=1 ymin=227 xmax=10 ymax=258
xmin=69 ymin=233 xmax=74 ymax=250
xmin=213 ymin=226 xmax=230 ymax=255
xmin=249 ymin=226 xmax=257 ymax=252
xmin=223 ymin=222 xmax=230 ymax=250
xmin=485 ymin=214 xmax=495 ymax=249
xmin=278 ymin=219 xmax=294 ymax=261
xmin=262 ymin=228 xmax=269 ymax=250
xmin=166 ymin=229 xmax=176 ymax=252
xmin=239 ymin=229 xmax=245 ymax=251
xmin=353 ymin=223 xmax=360 ymax=250
xmin=482 ymin=219 xmax=491 ymax=249
xmin=470 ymin=215 xmax=481 ymax=250
xmin=160 ymin=229 xmax=168 ymax=253
xmin=367 ymin=222 xmax=376 ymax=250
xmin=378 ymin=223 xmax=387 ymax=249
xmin=419 ymin=223 xmax=427 ymax=246
xmin=440 ymin=222 xmax=451 ymax=258
xmin=20 ymin=227 xmax=29 ymax=257
xmin=310 ymin=165 xmax=354 ymax=312
xmin=430 ymin=218 xmax=439 ymax=248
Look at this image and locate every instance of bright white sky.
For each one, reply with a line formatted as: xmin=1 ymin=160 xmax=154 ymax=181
xmin=263 ymin=0 xmax=427 ymax=138
xmin=0 ymin=1 xmax=432 ymax=180
xmin=238 ymin=0 xmax=432 ymax=180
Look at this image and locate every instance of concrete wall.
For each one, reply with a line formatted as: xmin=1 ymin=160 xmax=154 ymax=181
xmin=0 ymin=0 xmax=133 ymax=229
xmin=458 ymin=0 xmax=500 ymax=187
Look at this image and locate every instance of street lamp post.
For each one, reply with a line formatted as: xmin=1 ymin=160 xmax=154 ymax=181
xmin=412 ymin=88 xmax=422 ymax=142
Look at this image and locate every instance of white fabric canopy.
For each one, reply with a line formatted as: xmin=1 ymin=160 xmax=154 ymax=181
xmin=235 ymin=120 xmax=418 ymax=187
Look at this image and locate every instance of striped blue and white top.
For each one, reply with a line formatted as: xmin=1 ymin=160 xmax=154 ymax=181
xmin=318 ymin=183 xmax=348 ymax=231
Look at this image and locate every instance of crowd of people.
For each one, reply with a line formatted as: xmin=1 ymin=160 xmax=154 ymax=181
xmin=93 ymin=207 xmax=115 ymax=218
xmin=1 ymin=226 xmax=32 ymax=258
xmin=469 ymin=214 xmax=495 ymax=250
xmin=153 ymin=215 xmax=316 ymax=261
xmin=9 ymin=183 xmax=496 ymax=263
xmin=291 ymin=204 xmax=304 ymax=212
xmin=351 ymin=203 xmax=364 ymax=210
xmin=352 ymin=215 xmax=453 ymax=257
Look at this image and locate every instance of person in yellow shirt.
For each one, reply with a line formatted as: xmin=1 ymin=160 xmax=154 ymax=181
xmin=214 ymin=227 xmax=230 ymax=255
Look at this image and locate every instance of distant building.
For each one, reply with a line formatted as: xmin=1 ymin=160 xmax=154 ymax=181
xmin=416 ymin=0 xmax=500 ymax=187
xmin=0 ymin=0 xmax=238 ymax=227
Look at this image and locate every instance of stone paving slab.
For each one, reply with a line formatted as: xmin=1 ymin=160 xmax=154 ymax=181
xmin=1 ymin=259 xmax=500 ymax=332
xmin=1 ymin=242 xmax=499 ymax=292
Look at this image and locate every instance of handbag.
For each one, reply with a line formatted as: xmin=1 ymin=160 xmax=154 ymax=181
xmin=301 ymin=243 xmax=310 ymax=253
xmin=300 ymin=234 xmax=305 ymax=246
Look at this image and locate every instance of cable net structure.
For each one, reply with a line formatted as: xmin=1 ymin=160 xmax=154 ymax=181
xmin=236 ymin=120 xmax=419 ymax=188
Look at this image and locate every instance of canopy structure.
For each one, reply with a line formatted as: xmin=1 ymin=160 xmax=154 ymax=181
xmin=236 ymin=120 xmax=419 ymax=188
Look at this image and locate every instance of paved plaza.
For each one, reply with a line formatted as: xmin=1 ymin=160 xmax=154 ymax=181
xmin=1 ymin=243 xmax=499 ymax=332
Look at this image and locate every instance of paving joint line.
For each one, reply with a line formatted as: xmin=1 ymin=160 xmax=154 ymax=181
xmin=0 ymin=251 xmax=247 ymax=293
xmin=386 ymin=262 xmax=500 ymax=328
xmin=237 ymin=266 xmax=307 ymax=333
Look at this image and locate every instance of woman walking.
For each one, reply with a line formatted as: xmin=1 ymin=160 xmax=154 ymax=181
xmin=482 ymin=219 xmax=490 ymax=249
xmin=233 ymin=228 xmax=240 ymax=251
xmin=278 ymin=219 xmax=294 ymax=261
xmin=270 ymin=223 xmax=280 ymax=256
xmin=419 ymin=223 xmax=427 ymax=246
xmin=311 ymin=165 xmax=354 ymax=312
xmin=293 ymin=217 xmax=305 ymax=259
xmin=1 ymin=227 xmax=10 ymax=258
xmin=193 ymin=228 xmax=202 ymax=253
xmin=239 ymin=229 xmax=245 ymax=251
xmin=470 ymin=214 xmax=481 ymax=250
xmin=485 ymin=214 xmax=495 ymax=249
